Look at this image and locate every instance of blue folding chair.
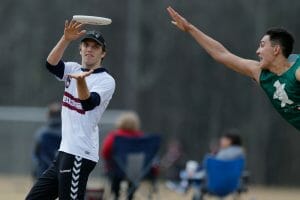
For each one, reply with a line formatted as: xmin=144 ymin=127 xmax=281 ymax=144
xmin=111 ymin=135 xmax=161 ymax=199
xmin=195 ymin=156 xmax=245 ymax=200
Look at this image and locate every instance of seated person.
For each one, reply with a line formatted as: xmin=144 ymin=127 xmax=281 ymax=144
xmin=101 ymin=112 xmax=143 ymax=200
xmin=32 ymin=103 xmax=62 ymax=179
xmin=167 ymin=130 xmax=245 ymax=193
xmin=215 ymin=132 xmax=244 ymax=160
xmin=160 ymin=138 xmax=185 ymax=183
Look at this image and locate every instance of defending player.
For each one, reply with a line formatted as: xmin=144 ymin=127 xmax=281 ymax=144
xmin=26 ymin=20 xmax=115 ymax=199
xmin=167 ymin=6 xmax=300 ymax=131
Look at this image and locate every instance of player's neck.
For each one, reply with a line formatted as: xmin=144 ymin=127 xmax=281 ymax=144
xmin=268 ymin=57 xmax=291 ymax=76
xmin=82 ymin=62 xmax=102 ymax=70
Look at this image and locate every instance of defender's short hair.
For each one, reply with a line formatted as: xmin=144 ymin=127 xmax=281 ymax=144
xmin=266 ymin=28 xmax=294 ymax=58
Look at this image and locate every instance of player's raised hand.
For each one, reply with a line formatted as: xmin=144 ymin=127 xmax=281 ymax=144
xmin=167 ymin=6 xmax=192 ymax=32
xmin=63 ymin=20 xmax=86 ymax=42
xmin=69 ymin=69 xmax=94 ymax=80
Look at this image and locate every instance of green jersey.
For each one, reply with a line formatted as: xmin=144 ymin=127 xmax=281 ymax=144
xmin=259 ymin=54 xmax=300 ymax=131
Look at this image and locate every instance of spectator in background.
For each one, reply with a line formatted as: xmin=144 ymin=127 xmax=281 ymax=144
xmin=216 ymin=131 xmax=245 ymax=160
xmin=101 ymin=111 xmax=143 ymax=200
xmin=160 ymin=138 xmax=185 ymax=182
xmin=167 ymin=130 xmax=245 ymax=194
xmin=32 ymin=102 xmax=62 ymax=179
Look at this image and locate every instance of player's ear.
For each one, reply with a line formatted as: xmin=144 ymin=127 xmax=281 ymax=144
xmin=101 ymin=51 xmax=106 ymax=59
xmin=273 ymin=44 xmax=281 ymax=56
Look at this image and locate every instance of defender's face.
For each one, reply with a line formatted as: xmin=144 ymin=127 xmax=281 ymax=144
xmin=80 ymin=39 xmax=106 ymax=67
xmin=256 ymin=35 xmax=277 ymax=69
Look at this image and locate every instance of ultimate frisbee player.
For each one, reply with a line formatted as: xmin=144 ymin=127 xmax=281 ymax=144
xmin=167 ymin=7 xmax=300 ymax=131
xmin=26 ymin=20 xmax=115 ymax=199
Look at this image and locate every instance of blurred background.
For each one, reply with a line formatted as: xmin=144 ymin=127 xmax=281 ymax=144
xmin=1 ymin=0 xmax=300 ymax=199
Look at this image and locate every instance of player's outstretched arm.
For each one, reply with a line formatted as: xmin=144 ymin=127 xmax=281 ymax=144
xmin=167 ymin=6 xmax=261 ymax=82
xmin=47 ymin=20 xmax=86 ymax=65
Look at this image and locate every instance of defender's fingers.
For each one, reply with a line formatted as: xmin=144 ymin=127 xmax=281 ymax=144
xmin=168 ymin=7 xmax=183 ymax=20
xmin=175 ymin=14 xmax=187 ymax=25
xmin=168 ymin=7 xmax=184 ymax=24
xmin=167 ymin=6 xmax=175 ymax=14
xmin=168 ymin=6 xmax=180 ymax=18
xmin=173 ymin=11 xmax=182 ymax=21
xmin=167 ymin=7 xmax=176 ymax=18
xmin=171 ymin=21 xmax=177 ymax=26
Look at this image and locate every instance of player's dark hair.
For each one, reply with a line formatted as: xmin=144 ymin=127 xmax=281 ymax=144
xmin=266 ymin=28 xmax=294 ymax=58
xmin=222 ymin=129 xmax=242 ymax=146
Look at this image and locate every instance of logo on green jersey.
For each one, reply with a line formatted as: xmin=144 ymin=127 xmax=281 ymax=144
xmin=273 ymin=80 xmax=294 ymax=107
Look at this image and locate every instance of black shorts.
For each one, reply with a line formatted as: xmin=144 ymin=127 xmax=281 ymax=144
xmin=26 ymin=151 xmax=96 ymax=200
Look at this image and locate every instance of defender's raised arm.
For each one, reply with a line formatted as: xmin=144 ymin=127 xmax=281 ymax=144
xmin=167 ymin=6 xmax=261 ymax=82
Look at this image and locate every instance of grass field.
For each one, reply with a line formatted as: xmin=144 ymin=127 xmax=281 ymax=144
xmin=1 ymin=174 xmax=300 ymax=200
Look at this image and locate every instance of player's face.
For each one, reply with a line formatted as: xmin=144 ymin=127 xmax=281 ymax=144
xmin=256 ymin=35 xmax=278 ymax=69
xmin=80 ymin=40 xmax=106 ymax=68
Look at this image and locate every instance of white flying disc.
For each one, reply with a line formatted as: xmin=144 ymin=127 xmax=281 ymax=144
xmin=73 ymin=15 xmax=112 ymax=25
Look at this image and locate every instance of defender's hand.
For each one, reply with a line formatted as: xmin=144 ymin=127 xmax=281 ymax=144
xmin=167 ymin=6 xmax=192 ymax=32
xmin=63 ymin=20 xmax=86 ymax=42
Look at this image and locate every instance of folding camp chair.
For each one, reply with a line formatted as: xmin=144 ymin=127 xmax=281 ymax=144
xmin=111 ymin=135 xmax=161 ymax=200
xmin=193 ymin=156 xmax=246 ymax=200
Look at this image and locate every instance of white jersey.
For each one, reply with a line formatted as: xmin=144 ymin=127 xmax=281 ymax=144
xmin=58 ymin=62 xmax=115 ymax=162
